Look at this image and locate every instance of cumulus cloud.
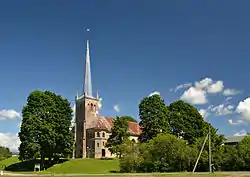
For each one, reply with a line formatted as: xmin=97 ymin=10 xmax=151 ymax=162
xmin=194 ymin=77 xmax=213 ymax=89
xmin=199 ymin=109 xmax=210 ymax=118
xmin=114 ymin=105 xmax=120 ymax=112
xmin=149 ymin=91 xmax=160 ymax=97
xmin=171 ymin=83 xmax=192 ymax=92
xmin=236 ymin=97 xmax=250 ymax=122
xmin=0 ymin=109 xmax=21 ymax=120
xmin=234 ymin=129 xmax=248 ymax=136
xmin=179 ymin=77 xmax=237 ymax=105
xmin=207 ymin=81 xmax=224 ymax=93
xmin=228 ymin=119 xmax=244 ymax=125
xmin=210 ymin=104 xmax=234 ymax=116
xmin=181 ymin=87 xmax=207 ymax=105
xmin=0 ymin=133 xmax=20 ymax=152
xmin=223 ymin=89 xmax=240 ymax=96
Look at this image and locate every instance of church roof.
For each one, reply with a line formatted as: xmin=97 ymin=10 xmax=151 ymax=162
xmin=93 ymin=116 xmax=141 ymax=136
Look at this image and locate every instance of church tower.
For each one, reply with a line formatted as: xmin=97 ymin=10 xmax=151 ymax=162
xmin=75 ymin=40 xmax=99 ymax=158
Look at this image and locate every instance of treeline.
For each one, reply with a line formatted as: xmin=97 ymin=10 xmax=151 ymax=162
xmin=106 ymin=94 xmax=250 ymax=172
xmin=0 ymin=146 xmax=12 ymax=161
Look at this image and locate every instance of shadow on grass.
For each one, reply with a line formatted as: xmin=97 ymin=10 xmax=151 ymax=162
xmin=4 ymin=159 xmax=68 ymax=172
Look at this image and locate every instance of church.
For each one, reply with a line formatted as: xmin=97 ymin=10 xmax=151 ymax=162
xmin=73 ymin=40 xmax=141 ymax=158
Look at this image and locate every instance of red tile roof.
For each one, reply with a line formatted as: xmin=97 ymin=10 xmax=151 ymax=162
xmin=92 ymin=116 xmax=141 ymax=136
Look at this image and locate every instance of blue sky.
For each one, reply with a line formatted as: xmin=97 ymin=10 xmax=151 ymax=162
xmin=1 ymin=0 xmax=250 ymax=152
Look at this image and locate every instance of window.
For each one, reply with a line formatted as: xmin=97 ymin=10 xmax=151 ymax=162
xmin=97 ymin=132 xmax=100 ymax=137
xmin=103 ymin=142 xmax=105 ymax=146
xmin=97 ymin=143 xmax=99 ymax=148
xmin=102 ymin=132 xmax=105 ymax=137
xmin=90 ymin=103 xmax=93 ymax=111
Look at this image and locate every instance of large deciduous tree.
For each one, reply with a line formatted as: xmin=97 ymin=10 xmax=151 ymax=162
xmin=168 ymin=100 xmax=208 ymax=144
xmin=138 ymin=94 xmax=170 ymax=143
xmin=18 ymin=90 xmax=74 ymax=167
xmin=0 ymin=146 xmax=12 ymax=161
xmin=120 ymin=116 xmax=137 ymax=123
xmin=106 ymin=116 xmax=129 ymax=158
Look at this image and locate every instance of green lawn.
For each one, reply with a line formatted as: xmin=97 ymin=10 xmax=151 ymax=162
xmin=0 ymin=156 xmax=19 ymax=170
xmin=0 ymin=156 xmax=119 ymax=174
xmin=44 ymin=158 xmax=120 ymax=174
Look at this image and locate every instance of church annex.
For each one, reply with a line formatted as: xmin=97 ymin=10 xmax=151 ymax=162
xmin=74 ymin=40 xmax=141 ymax=158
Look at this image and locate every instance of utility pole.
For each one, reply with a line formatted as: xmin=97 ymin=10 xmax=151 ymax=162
xmin=192 ymin=133 xmax=209 ymax=173
xmin=209 ymin=126 xmax=212 ymax=173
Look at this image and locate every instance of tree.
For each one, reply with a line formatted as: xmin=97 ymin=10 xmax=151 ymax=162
xmin=120 ymin=133 xmax=196 ymax=172
xmin=139 ymin=94 xmax=170 ymax=142
xmin=236 ymin=135 xmax=250 ymax=170
xmin=18 ymin=90 xmax=74 ymax=167
xmin=168 ymin=100 xmax=209 ymax=144
xmin=120 ymin=116 xmax=137 ymax=122
xmin=105 ymin=116 xmax=129 ymax=158
xmin=0 ymin=146 xmax=12 ymax=161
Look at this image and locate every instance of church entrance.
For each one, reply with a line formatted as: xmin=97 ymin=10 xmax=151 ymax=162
xmin=101 ymin=149 xmax=105 ymax=157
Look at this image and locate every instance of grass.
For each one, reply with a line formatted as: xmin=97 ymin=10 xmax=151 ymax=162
xmin=0 ymin=156 xmax=19 ymax=170
xmin=0 ymin=156 xmax=119 ymax=174
xmin=0 ymin=174 xmax=239 ymax=177
xmin=44 ymin=158 xmax=120 ymax=174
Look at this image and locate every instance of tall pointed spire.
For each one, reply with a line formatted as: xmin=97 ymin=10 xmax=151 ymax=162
xmin=83 ymin=40 xmax=93 ymax=97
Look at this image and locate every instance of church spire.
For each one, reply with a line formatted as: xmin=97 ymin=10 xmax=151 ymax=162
xmin=83 ymin=40 xmax=93 ymax=97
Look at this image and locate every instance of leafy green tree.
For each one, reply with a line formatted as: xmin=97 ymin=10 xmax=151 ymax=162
xmin=0 ymin=146 xmax=12 ymax=161
xmin=18 ymin=90 xmax=74 ymax=167
xmin=120 ymin=133 xmax=196 ymax=172
xmin=168 ymin=100 xmax=211 ymax=144
xmin=236 ymin=135 xmax=250 ymax=170
xmin=120 ymin=116 xmax=137 ymax=122
xmin=106 ymin=116 xmax=129 ymax=158
xmin=139 ymin=94 xmax=170 ymax=142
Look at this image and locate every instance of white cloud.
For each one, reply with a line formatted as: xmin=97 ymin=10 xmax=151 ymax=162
xmin=210 ymin=104 xmax=234 ymax=116
xmin=98 ymin=97 xmax=103 ymax=109
xmin=149 ymin=91 xmax=160 ymax=97
xmin=181 ymin=87 xmax=207 ymax=105
xmin=0 ymin=109 xmax=21 ymax=120
xmin=228 ymin=119 xmax=244 ymax=125
xmin=195 ymin=77 xmax=213 ymax=89
xmin=199 ymin=109 xmax=210 ymax=118
xmin=234 ymin=129 xmax=248 ymax=136
xmin=114 ymin=105 xmax=120 ymax=112
xmin=71 ymin=104 xmax=76 ymax=118
xmin=0 ymin=133 xmax=20 ymax=152
xmin=236 ymin=98 xmax=250 ymax=122
xmin=172 ymin=83 xmax=192 ymax=92
xmin=207 ymin=81 xmax=224 ymax=93
xmin=223 ymin=89 xmax=240 ymax=96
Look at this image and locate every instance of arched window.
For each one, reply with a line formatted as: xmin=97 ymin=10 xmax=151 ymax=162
xmin=97 ymin=132 xmax=100 ymax=137
xmin=90 ymin=103 xmax=94 ymax=111
xmin=102 ymin=132 xmax=105 ymax=137
xmin=132 ymin=139 xmax=136 ymax=143
xmin=97 ymin=143 xmax=99 ymax=148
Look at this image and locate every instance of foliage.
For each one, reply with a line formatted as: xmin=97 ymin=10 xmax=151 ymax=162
xmin=0 ymin=146 xmax=12 ymax=161
xmin=236 ymin=135 xmax=250 ymax=170
xmin=106 ymin=116 xmax=129 ymax=158
xmin=120 ymin=133 xmax=197 ymax=172
xmin=168 ymin=100 xmax=208 ymax=144
xmin=119 ymin=116 xmax=137 ymax=122
xmin=18 ymin=90 xmax=74 ymax=167
xmin=139 ymin=94 xmax=170 ymax=142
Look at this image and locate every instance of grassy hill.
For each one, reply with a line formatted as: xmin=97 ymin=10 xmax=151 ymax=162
xmin=0 ymin=156 xmax=19 ymax=170
xmin=45 ymin=158 xmax=119 ymax=174
xmin=0 ymin=156 xmax=119 ymax=174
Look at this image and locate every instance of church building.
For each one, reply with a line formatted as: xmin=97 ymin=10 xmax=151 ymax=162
xmin=74 ymin=40 xmax=141 ymax=158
